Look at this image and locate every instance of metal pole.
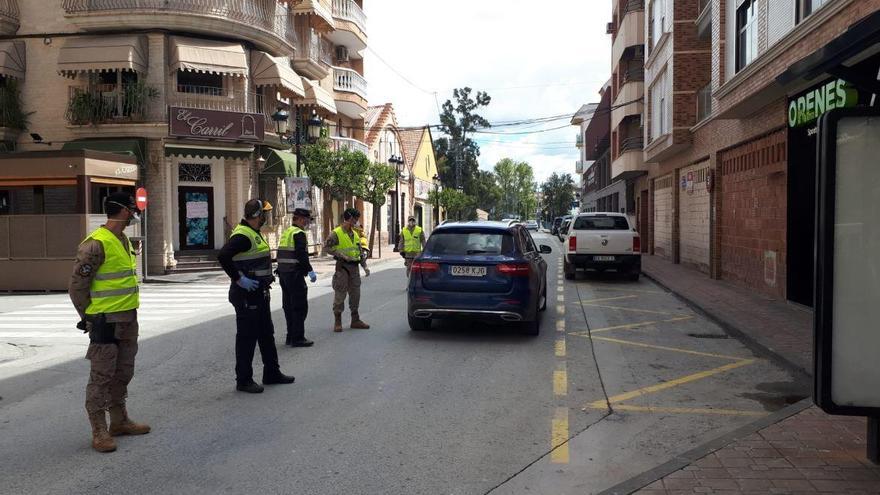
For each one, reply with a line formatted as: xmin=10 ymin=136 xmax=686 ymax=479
xmin=869 ymin=417 xmax=880 ymax=464
xmin=142 ymin=206 xmax=148 ymax=283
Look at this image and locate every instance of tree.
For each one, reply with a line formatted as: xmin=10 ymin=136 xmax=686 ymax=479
xmin=428 ymin=188 xmax=476 ymax=221
xmin=434 ymin=87 xmax=491 ymax=192
xmin=540 ymin=172 xmax=577 ymax=221
xmin=469 ymin=169 xmax=502 ymax=218
xmin=358 ymin=161 xmax=397 ymax=257
xmin=494 ymin=158 xmax=537 ymax=219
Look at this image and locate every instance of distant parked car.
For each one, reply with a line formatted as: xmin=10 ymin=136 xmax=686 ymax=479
xmin=524 ymin=220 xmax=538 ymax=231
xmin=563 ymin=212 xmax=641 ymax=281
xmin=407 ymin=221 xmax=552 ymax=335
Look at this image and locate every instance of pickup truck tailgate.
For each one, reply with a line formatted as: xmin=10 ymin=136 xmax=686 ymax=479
xmin=575 ymin=232 xmax=634 ymax=254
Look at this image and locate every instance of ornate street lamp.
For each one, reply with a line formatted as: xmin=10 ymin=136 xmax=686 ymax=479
xmin=307 ymin=109 xmax=323 ymax=142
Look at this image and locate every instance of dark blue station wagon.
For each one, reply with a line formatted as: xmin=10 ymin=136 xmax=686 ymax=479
xmin=407 ymin=221 xmax=552 ymax=335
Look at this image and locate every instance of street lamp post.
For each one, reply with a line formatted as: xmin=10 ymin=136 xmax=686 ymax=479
xmin=432 ymin=173 xmax=440 ymax=228
xmin=389 ymin=154 xmax=404 ymax=248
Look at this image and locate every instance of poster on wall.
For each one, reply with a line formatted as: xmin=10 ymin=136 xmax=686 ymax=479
xmin=285 ymin=177 xmax=313 ymax=213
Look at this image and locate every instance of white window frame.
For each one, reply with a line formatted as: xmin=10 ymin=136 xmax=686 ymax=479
xmin=736 ymin=0 xmax=759 ymax=72
xmin=649 ymin=70 xmax=669 ymax=140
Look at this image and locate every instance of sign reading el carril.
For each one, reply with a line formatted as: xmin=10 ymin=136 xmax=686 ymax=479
xmin=169 ymin=107 xmax=265 ymax=142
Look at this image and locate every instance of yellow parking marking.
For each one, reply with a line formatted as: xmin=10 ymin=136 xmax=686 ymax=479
xmin=591 ymin=336 xmax=748 ymax=361
xmin=578 ymin=295 xmax=638 ymax=304
xmin=587 ymin=359 xmax=755 ymax=408
xmin=556 ymin=319 xmax=566 ymax=333
xmin=555 ymin=338 xmax=566 ymax=356
xmin=557 ymin=286 xmax=564 ymax=293
xmin=554 ymin=366 xmax=568 ymax=396
xmin=590 ymin=287 xmax=666 ymax=295
xmin=551 ymin=407 xmax=570 ymax=464
xmin=556 ymin=304 xmax=565 ymax=315
xmin=582 ymin=303 xmax=679 ymax=316
xmin=589 ymin=316 xmax=694 ymax=334
xmin=612 ymin=404 xmax=767 ymax=417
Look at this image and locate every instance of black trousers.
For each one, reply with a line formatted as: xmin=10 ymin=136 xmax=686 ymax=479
xmin=231 ymin=288 xmax=280 ymax=384
xmin=280 ymin=273 xmax=309 ymax=342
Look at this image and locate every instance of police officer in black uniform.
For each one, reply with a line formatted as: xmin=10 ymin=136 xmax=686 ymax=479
xmin=217 ymin=199 xmax=295 ymax=394
xmin=277 ymin=208 xmax=317 ymax=347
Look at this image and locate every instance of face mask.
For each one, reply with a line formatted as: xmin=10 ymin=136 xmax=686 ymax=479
xmin=408 ymin=222 xmax=416 ymax=228
xmin=128 ymin=210 xmax=142 ymax=226
xmin=258 ymin=213 xmax=268 ymax=228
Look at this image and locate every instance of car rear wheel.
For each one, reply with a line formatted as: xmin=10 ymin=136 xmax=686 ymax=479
xmin=408 ymin=315 xmax=431 ymax=331
xmin=563 ymin=259 xmax=575 ymax=280
xmin=627 ymin=270 xmax=640 ymax=282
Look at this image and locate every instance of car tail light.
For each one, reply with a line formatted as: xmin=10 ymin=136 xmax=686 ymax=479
xmin=633 ymin=236 xmax=641 ymax=253
xmin=497 ymin=263 xmax=530 ymax=276
xmin=569 ymin=236 xmax=577 ymax=252
xmin=411 ymin=261 xmax=440 ymax=273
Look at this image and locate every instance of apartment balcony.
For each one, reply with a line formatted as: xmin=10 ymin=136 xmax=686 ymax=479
xmin=325 ymin=0 xmax=367 ymax=54
xmin=65 ymin=83 xmax=162 ymax=126
xmin=293 ymin=29 xmax=333 ymax=80
xmin=575 ymin=160 xmax=585 ymax=174
xmin=611 ymin=80 xmax=644 ymax=131
xmin=576 ymin=133 xmax=584 ymax=148
xmin=331 ymin=136 xmax=368 ymax=156
xmin=0 ymin=81 xmax=25 ymax=142
xmin=60 ymin=0 xmax=297 ymax=57
xmin=290 ymin=0 xmax=335 ymax=31
xmin=611 ymin=136 xmax=647 ymax=181
xmin=333 ymin=66 xmax=367 ymax=119
xmin=0 ymin=0 xmax=18 ymax=35
xmin=611 ymin=9 xmax=644 ymax=68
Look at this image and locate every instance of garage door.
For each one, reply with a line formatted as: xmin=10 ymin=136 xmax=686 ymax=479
xmin=678 ymin=163 xmax=711 ymax=273
xmin=653 ymin=174 xmax=674 ymax=259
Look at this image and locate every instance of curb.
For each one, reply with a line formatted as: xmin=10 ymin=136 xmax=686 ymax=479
xmin=640 ymin=268 xmax=812 ymax=379
xmin=597 ymin=398 xmax=814 ymax=495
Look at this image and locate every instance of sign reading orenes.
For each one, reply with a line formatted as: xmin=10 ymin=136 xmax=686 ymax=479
xmin=169 ymin=107 xmax=265 ymax=142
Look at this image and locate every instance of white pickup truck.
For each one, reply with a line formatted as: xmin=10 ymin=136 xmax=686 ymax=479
xmin=563 ymin=212 xmax=641 ymax=281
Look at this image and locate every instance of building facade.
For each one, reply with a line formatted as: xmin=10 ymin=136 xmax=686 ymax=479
xmin=0 ymin=0 xmax=369 ymax=280
xmin=634 ymin=0 xmax=880 ymax=304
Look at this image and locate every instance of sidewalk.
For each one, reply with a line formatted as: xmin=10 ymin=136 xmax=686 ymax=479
xmin=603 ymin=256 xmax=880 ymax=494
xmin=144 ymin=247 xmax=403 ymax=284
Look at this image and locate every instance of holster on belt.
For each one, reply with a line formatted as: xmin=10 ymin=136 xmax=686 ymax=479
xmin=87 ymin=314 xmax=117 ymax=344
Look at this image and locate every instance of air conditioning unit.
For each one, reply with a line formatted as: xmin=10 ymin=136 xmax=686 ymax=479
xmin=606 ymin=22 xmax=616 ymax=35
xmin=336 ymin=46 xmax=350 ymax=63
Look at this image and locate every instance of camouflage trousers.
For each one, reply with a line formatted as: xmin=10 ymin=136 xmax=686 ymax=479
xmin=85 ymin=320 xmax=139 ymax=415
xmin=332 ymin=263 xmax=361 ymax=315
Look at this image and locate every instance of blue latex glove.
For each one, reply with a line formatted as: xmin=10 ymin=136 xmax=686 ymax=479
xmin=308 ymin=271 xmax=317 ymax=283
xmin=236 ymin=275 xmax=259 ymax=292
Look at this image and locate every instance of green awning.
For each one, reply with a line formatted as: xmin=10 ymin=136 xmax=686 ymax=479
xmin=261 ymin=149 xmax=297 ymax=178
xmin=62 ymin=139 xmax=145 ymax=165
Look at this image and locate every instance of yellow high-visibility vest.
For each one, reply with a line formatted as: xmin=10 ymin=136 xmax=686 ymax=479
xmin=84 ymin=227 xmax=139 ymax=315
xmin=333 ymin=226 xmax=361 ymax=260
xmin=230 ymin=224 xmax=273 ymax=283
xmin=401 ymin=226 xmax=424 ymax=254
xmin=277 ymin=226 xmax=304 ymax=273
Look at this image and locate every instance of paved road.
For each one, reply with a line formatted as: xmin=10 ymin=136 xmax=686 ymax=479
xmin=0 ymin=233 xmax=808 ymax=494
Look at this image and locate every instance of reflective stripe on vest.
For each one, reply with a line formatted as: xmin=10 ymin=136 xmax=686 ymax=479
xmin=401 ymin=226 xmax=424 ymax=254
xmin=277 ymin=226 xmax=304 ymax=271
xmin=84 ymin=227 xmax=139 ymax=315
xmin=230 ymin=224 xmax=273 ymax=282
xmin=333 ymin=226 xmax=361 ymax=260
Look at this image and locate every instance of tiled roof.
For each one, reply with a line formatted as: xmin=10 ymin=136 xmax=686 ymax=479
xmin=365 ymin=103 xmax=396 ymax=148
xmin=398 ymin=127 xmax=426 ymax=170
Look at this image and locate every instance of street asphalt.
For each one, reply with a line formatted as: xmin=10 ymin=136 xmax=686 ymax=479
xmin=0 ymin=233 xmax=809 ymax=495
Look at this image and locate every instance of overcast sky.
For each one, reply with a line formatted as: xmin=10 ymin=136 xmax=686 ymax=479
xmin=363 ymin=0 xmax=612 ymax=183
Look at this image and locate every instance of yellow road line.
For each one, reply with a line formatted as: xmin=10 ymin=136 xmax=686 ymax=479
xmin=551 ymin=407 xmax=570 ymax=464
xmin=555 ymin=338 xmax=566 ymax=357
xmin=590 ymin=287 xmax=666 ymax=295
xmin=589 ymin=316 xmax=694 ymax=334
xmin=591 ymin=336 xmax=749 ymax=361
xmin=613 ymin=404 xmax=767 ymax=417
xmin=587 ymin=359 xmax=755 ymax=408
xmin=578 ymin=295 xmax=639 ymax=304
xmin=556 ymin=319 xmax=566 ymax=333
xmin=554 ymin=367 xmax=568 ymax=397
xmin=582 ymin=303 xmax=680 ymax=316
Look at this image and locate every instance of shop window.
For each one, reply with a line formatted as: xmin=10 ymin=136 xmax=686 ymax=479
xmin=176 ymin=70 xmax=224 ymax=96
xmin=178 ymin=163 xmax=212 ymax=183
xmin=0 ymin=186 xmax=78 ymax=215
xmin=736 ymin=0 xmax=758 ymax=72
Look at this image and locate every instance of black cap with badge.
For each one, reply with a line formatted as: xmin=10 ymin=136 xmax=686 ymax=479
xmin=293 ymin=208 xmax=314 ymax=219
xmin=104 ymin=192 xmax=139 ymax=217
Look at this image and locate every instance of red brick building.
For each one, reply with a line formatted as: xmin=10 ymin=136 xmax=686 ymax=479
xmin=637 ymin=0 xmax=880 ymax=305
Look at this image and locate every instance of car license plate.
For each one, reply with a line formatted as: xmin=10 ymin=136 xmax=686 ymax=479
xmin=451 ymin=266 xmax=487 ymax=277
xmin=594 ymin=255 xmax=615 ymax=261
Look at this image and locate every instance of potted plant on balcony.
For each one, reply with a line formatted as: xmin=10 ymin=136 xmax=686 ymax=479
xmin=0 ymin=79 xmax=30 ymax=132
xmin=66 ymin=90 xmax=111 ymax=126
xmin=122 ymin=81 xmax=160 ymax=122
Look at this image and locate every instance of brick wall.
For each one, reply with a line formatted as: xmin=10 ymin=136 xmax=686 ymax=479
xmin=678 ymin=162 xmax=711 ymax=273
xmin=718 ymin=129 xmax=787 ymax=298
xmin=653 ymin=174 xmax=674 ymax=259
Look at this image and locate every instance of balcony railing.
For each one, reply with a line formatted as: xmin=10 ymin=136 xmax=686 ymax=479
xmin=66 ymin=83 xmax=161 ymax=125
xmin=169 ymin=84 xmax=264 ymax=115
xmin=332 ymin=0 xmax=366 ymax=34
xmin=576 ymin=134 xmax=584 ymax=148
xmin=0 ymin=0 xmax=19 ymax=34
xmin=622 ymin=0 xmax=644 ymax=16
xmin=331 ymin=136 xmax=369 ymax=155
xmin=295 ymin=29 xmax=333 ymax=66
xmin=333 ymin=67 xmax=367 ymax=99
xmin=61 ymin=0 xmax=296 ymax=48
xmin=576 ymin=160 xmax=584 ymax=174
xmin=619 ymin=135 xmax=644 ymax=154
xmin=696 ymin=83 xmax=713 ymax=123
xmin=621 ymin=66 xmax=645 ymax=84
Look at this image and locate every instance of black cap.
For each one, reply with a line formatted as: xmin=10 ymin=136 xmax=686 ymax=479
xmin=343 ymin=208 xmax=361 ymax=220
xmin=293 ymin=208 xmax=313 ymax=219
xmin=244 ymin=199 xmax=272 ymax=218
xmin=407 ymin=216 xmax=416 ymax=221
xmin=105 ymin=192 xmax=138 ymax=211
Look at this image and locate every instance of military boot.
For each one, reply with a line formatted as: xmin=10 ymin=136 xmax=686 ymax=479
xmin=89 ymin=411 xmax=117 ymax=453
xmin=108 ymin=406 xmax=151 ymax=436
xmin=350 ymin=314 xmax=370 ymax=329
xmin=333 ymin=313 xmax=343 ymax=332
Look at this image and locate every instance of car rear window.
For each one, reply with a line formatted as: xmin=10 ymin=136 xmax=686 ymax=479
xmin=573 ymin=216 xmax=630 ymax=230
xmin=426 ymin=231 xmax=515 ymax=255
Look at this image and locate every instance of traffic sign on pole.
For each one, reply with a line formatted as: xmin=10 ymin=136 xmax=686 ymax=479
xmin=136 ymin=187 xmax=148 ymax=210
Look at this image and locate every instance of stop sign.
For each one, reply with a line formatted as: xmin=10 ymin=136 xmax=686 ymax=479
xmin=136 ymin=187 xmax=148 ymax=210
